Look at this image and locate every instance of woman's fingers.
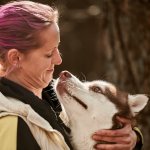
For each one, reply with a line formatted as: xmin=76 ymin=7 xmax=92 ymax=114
xmin=94 ymin=143 xmax=132 ymax=150
xmin=92 ymin=134 xmax=131 ymax=144
xmin=92 ymin=117 xmax=137 ymax=150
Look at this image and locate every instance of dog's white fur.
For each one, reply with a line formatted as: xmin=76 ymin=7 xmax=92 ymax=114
xmin=54 ymin=71 xmax=149 ymax=150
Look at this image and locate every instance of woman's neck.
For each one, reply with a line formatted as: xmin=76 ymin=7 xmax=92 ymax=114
xmin=5 ymin=73 xmax=43 ymax=99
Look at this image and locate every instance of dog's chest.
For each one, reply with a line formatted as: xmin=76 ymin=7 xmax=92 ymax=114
xmin=68 ymin=114 xmax=114 ymax=150
xmin=70 ymin=125 xmax=95 ymax=150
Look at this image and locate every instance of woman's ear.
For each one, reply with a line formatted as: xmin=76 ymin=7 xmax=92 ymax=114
xmin=7 ymin=49 xmax=21 ymax=66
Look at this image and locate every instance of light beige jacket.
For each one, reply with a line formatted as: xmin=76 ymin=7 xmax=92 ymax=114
xmin=0 ymin=92 xmax=70 ymax=150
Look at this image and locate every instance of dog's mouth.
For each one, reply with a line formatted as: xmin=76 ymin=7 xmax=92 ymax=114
xmin=64 ymin=88 xmax=88 ymax=110
xmin=56 ymin=71 xmax=88 ymax=110
xmin=57 ymin=82 xmax=88 ymax=110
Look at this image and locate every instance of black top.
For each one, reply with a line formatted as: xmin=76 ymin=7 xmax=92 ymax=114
xmin=0 ymin=77 xmax=72 ymax=150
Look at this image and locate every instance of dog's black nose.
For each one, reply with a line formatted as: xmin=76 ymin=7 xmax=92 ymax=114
xmin=59 ymin=71 xmax=72 ymax=79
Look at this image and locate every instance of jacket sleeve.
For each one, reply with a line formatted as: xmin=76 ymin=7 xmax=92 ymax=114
xmin=0 ymin=115 xmax=40 ymax=150
xmin=0 ymin=115 xmax=17 ymax=150
xmin=133 ymin=127 xmax=143 ymax=150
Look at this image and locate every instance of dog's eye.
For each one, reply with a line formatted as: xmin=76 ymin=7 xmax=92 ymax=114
xmin=90 ymin=86 xmax=102 ymax=93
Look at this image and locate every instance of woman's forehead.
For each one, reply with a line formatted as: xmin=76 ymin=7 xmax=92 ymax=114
xmin=37 ymin=24 xmax=60 ymax=49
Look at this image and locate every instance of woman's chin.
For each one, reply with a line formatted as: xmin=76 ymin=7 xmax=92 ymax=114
xmin=43 ymin=76 xmax=53 ymax=86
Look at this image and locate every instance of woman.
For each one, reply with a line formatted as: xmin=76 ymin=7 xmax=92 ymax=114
xmin=0 ymin=1 xmax=142 ymax=150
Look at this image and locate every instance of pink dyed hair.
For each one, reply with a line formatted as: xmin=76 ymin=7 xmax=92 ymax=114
xmin=0 ymin=1 xmax=58 ymax=61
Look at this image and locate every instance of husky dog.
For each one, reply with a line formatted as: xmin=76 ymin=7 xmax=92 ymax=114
xmin=54 ymin=71 xmax=149 ymax=150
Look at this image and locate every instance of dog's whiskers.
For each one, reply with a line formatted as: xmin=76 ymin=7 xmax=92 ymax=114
xmin=79 ymin=72 xmax=87 ymax=82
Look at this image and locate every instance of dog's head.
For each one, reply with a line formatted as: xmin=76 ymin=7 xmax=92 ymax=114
xmin=54 ymin=71 xmax=149 ymax=129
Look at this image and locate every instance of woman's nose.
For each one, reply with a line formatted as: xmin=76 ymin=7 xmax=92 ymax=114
xmin=52 ymin=49 xmax=62 ymax=65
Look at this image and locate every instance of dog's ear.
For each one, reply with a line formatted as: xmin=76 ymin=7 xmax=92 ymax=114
xmin=128 ymin=94 xmax=149 ymax=116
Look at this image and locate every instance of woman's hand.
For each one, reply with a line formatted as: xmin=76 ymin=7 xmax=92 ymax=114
xmin=92 ymin=117 xmax=137 ymax=150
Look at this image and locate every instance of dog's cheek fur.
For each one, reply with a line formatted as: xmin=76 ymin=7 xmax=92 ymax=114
xmin=103 ymin=88 xmax=136 ymax=128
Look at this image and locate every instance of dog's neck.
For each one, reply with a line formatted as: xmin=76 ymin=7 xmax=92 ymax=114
xmin=61 ymin=112 xmax=115 ymax=150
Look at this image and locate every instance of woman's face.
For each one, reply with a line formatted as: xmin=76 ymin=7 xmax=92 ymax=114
xmin=19 ymin=23 xmax=62 ymax=88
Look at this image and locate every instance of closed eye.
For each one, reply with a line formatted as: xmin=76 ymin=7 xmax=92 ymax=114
xmin=45 ymin=54 xmax=53 ymax=58
xmin=45 ymin=49 xmax=56 ymax=58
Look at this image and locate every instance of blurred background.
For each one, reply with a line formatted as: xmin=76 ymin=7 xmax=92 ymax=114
xmin=0 ymin=0 xmax=150 ymax=149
